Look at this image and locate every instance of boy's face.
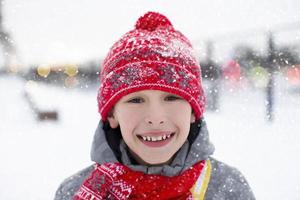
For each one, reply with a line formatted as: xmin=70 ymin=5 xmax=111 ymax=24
xmin=108 ymin=90 xmax=195 ymax=165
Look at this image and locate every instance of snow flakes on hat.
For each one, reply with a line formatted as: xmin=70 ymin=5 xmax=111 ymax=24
xmin=98 ymin=11 xmax=206 ymax=121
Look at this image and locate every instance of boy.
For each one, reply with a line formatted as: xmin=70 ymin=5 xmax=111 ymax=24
xmin=55 ymin=11 xmax=255 ymax=200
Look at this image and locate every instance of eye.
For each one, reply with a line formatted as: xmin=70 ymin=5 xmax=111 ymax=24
xmin=127 ymin=97 xmax=144 ymax=103
xmin=165 ymin=95 xmax=181 ymax=101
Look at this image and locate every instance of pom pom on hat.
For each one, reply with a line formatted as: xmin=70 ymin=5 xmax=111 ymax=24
xmin=135 ymin=11 xmax=173 ymax=31
xmin=98 ymin=11 xmax=206 ymax=121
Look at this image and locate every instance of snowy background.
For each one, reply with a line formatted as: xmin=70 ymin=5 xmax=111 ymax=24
xmin=1 ymin=0 xmax=300 ymax=199
xmin=1 ymin=74 xmax=300 ymax=200
xmin=2 ymin=0 xmax=300 ymax=66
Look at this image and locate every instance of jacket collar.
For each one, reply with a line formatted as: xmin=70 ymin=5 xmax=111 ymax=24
xmin=90 ymin=120 xmax=214 ymax=176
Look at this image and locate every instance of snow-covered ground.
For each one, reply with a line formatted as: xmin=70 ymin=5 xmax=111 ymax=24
xmin=0 ymin=74 xmax=299 ymax=200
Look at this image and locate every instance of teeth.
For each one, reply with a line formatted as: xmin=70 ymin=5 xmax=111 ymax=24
xmin=140 ymin=133 xmax=173 ymax=142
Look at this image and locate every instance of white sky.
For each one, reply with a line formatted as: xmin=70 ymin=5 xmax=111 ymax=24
xmin=2 ymin=0 xmax=300 ymax=67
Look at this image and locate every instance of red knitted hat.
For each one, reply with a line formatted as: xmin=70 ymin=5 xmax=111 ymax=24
xmin=98 ymin=11 xmax=206 ymax=121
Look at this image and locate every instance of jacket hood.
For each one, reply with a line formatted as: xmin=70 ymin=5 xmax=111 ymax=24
xmin=90 ymin=119 xmax=214 ymax=176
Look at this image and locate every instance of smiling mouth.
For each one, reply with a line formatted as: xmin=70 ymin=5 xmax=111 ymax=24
xmin=137 ymin=133 xmax=175 ymax=142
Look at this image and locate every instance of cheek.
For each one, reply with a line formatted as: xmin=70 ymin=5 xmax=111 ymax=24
xmin=169 ymin=104 xmax=192 ymax=132
xmin=170 ymin=104 xmax=192 ymax=120
xmin=116 ymin=109 xmax=142 ymax=136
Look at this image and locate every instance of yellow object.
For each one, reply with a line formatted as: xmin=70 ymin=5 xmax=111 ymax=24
xmin=249 ymin=66 xmax=269 ymax=88
xmin=64 ymin=64 xmax=78 ymax=77
xmin=37 ymin=65 xmax=51 ymax=77
xmin=190 ymin=159 xmax=212 ymax=199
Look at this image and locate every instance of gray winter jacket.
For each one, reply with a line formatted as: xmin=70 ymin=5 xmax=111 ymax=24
xmin=54 ymin=120 xmax=255 ymax=200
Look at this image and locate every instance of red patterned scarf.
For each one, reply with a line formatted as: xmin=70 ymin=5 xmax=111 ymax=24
xmin=74 ymin=160 xmax=206 ymax=200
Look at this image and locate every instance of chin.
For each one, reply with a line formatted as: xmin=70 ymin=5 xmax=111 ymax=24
xmin=131 ymin=150 xmax=174 ymax=166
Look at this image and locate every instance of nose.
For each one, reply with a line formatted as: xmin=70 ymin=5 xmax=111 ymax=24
xmin=147 ymin=119 xmax=164 ymax=125
xmin=144 ymin=105 xmax=166 ymax=126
